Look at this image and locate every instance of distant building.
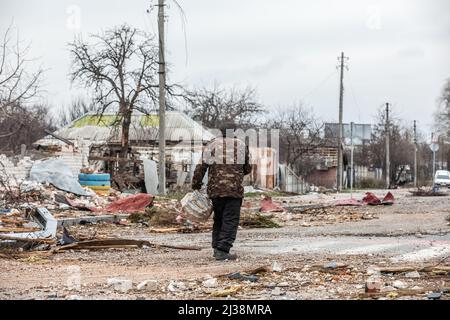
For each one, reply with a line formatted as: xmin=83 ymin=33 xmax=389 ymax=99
xmin=324 ymin=123 xmax=372 ymax=145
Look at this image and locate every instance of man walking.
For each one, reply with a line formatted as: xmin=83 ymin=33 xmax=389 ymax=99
xmin=192 ymin=133 xmax=252 ymax=260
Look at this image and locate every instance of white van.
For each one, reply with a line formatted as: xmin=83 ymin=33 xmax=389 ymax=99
xmin=435 ymin=170 xmax=450 ymax=187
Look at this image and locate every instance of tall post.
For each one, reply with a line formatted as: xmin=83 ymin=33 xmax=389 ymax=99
xmin=432 ymin=132 xmax=436 ymax=187
xmin=413 ymin=120 xmax=417 ymax=188
xmin=350 ymin=122 xmax=354 ymax=199
xmin=385 ymin=103 xmax=390 ymax=189
xmin=158 ymin=0 xmax=166 ymax=195
xmin=337 ymin=52 xmax=347 ymax=191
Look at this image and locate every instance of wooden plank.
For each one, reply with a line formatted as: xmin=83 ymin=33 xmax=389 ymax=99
xmin=0 ymin=227 xmax=41 ymax=233
xmin=52 ymin=238 xmax=201 ymax=252
xmin=0 ymin=235 xmax=56 ymax=244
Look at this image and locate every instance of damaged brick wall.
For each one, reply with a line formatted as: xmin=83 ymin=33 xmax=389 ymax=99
xmin=0 ymin=144 xmax=89 ymax=182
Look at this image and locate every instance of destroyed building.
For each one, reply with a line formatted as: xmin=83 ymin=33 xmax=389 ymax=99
xmin=31 ymin=111 xmax=215 ymax=192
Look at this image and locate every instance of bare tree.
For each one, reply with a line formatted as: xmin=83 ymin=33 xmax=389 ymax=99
xmin=266 ymin=103 xmax=326 ymax=176
xmin=364 ymin=107 xmax=415 ymax=186
xmin=434 ymin=78 xmax=450 ymax=137
xmin=0 ymin=23 xmax=44 ymax=138
xmin=0 ymin=103 xmax=55 ymax=152
xmin=184 ymin=85 xmax=264 ymax=130
xmin=69 ymin=24 xmax=173 ymax=157
xmin=58 ymin=96 xmax=97 ymax=127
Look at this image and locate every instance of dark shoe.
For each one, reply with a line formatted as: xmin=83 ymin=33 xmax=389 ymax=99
xmin=214 ymin=249 xmax=237 ymax=261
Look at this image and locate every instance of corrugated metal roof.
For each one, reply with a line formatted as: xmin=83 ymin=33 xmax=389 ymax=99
xmin=35 ymin=111 xmax=215 ymax=146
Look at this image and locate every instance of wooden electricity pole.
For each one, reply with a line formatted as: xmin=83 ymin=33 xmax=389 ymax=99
xmin=336 ymin=52 xmax=348 ymax=191
xmin=158 ymin=0 xmax=166 ymax=195
xmin=413 ymin=120 xmax=417 ymax=188
xmin=385 ymin=103 xmax=390 ymax=189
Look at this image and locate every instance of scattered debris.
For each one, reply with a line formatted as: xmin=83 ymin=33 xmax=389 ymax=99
xmin=240 ymin=212 xmax=280 ymax=228
xmin=271 ymin=287 xmax=284 ymax=296
xmin=52 ymin=238 xmax=202 ymax=252
xmin=29 ymin=159 xmax=91 ymax=196
xmin=106 ymin=193 xmax=154 ymax=213
xmin=365 ymin=277 xmax=382 ymax=293
xmin=405 ymin=271 xmax=421 ymax=278
xmin=136 ymin=280 xmax=158 ymax=291
xmin=362 ymin=192 xmax=395 ymax=206
xmin=272 ymin=261 xmax=283 ymax=272
xmin=322 ymin=262 xmax=347 ymax=270
xmin=410 ymin=188 xmax=447 ymax=197
xmin=259 ymin=196 xmax=285 ymax=213
xmin=427 ymin=292 xmax=442 ymax=300
xmin=107 ymin=278 xmax=133 ymax=293
xmin=335 ymin=199 xmax=363 ymax=206
xmin=167 ymin=281 xmax=187 ymax=292
xmin=59 ymin=225 xmax=77 ymax=245
xmin=202 ymin=277 xmax=218 ymax=288
xmin=210 ymin=285 xmax=241 ymax=297
xmin=392 ymin=280 xmax=408 ymax=289
xmin=227 ymin=273 xmax=259 ymax=282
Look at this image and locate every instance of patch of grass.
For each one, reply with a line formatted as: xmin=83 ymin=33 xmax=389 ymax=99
xmin=128 ymin=206 xmax=179 ymax=227
xmin=240 ymin=213 xmax=281 ymax=228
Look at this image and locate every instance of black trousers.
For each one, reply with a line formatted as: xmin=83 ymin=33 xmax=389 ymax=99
xmin=211 ymin=197 xmax=243 ymax=253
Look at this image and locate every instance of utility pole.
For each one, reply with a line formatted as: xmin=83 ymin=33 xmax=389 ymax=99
xmin=413 ymin=120 xmax=417 ymax=188
xmin=157 ymin=0 xmax=166 ymax=195
xmin=432 ymin=132 xmax=436 ymax=187
xmin=350 ymin=122 xmax=354 ymax=199
xmin=385 ymin=103 xmax=390 ymax=189
xmin=337 ymin=52 xmax=348 ymax=191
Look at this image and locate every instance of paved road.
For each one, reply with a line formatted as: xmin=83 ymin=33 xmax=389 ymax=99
xmin=239 ymin=234 xmax=450 ymax=262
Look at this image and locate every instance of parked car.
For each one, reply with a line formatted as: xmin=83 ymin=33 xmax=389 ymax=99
xmin=434 ymin=170 xmax=450 ymax=187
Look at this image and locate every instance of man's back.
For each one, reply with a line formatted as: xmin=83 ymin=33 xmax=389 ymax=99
xmin=192 ymin=137 xmax=252 ymax=198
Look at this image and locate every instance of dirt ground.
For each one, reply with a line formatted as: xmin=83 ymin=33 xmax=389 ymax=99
xmin=0 ymin=188 xmax=449 ymax=300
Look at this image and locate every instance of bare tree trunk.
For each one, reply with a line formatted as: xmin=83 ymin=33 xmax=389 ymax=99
xmin=120 ymin=100 xmax=131 ymax=162
xmin=121 ymin=113 xmax=131 ymax=156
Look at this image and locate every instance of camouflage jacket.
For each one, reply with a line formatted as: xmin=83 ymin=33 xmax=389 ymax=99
xmin=192 ymin=137 xmax=252 ymax=198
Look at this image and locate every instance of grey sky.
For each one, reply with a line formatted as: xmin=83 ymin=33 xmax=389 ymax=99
xmin=1 ymin=0 xmax=449 ymax=134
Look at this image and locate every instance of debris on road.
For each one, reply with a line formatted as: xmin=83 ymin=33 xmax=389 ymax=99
xmin=106 ymin=193 xmax=154 ymax=213
xmin=240 ymin=212 xmax=280 ymax=228
xmin=410 ymin=188 xmax=448 ymax=197
xmin=202 ymin=277 xmax=218 ymax=288
xmin=136 ymin=280 xmax=158 ymax=291
xmin=107 ymin=278 xmax=133 ymax=293
xmin=272 ymin=261 xmax=283 ymax=272
xmin=362 ymin=192 xmax=395 ymax=206
xmin=210 ymin=285 xmax=242 ymax=297
xmin=52 ymin=238 xmax=202 ymax=252
xmin=259 ymin=196 xmax=285 ymax=213
xmin=227 ymin=272 xmax=259 ymax=282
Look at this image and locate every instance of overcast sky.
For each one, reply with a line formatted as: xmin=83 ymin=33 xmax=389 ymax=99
xmin=1 ymin=0 xmax=449 ymax=134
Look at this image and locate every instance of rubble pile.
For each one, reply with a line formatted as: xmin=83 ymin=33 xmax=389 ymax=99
xmin=289 ymin=206 xmax=378 ymax=226
xmin=33 ymin=258 xmax=445 ymax=300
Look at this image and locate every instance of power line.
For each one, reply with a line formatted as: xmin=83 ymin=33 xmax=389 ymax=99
xmin=299 ymin=70 xmax=338 ymax=102
xmin=346 ymin=72 xmax=362 ymax=123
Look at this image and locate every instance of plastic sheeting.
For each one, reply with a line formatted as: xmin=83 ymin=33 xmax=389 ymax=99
xmin=259 ymin=196 xmax=285 ymax=212
xmin=362 ymin=192 xmax=395 ymax=205
xmin=143 ymin=159 xmax=158 ymax=194
xmin=106 ymin=193 xmax=154 ymax=213
xmin=30 ymin=159 xmax=91 ymax=196
xmin=180 ymin=190 xmax=213 ymax=223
